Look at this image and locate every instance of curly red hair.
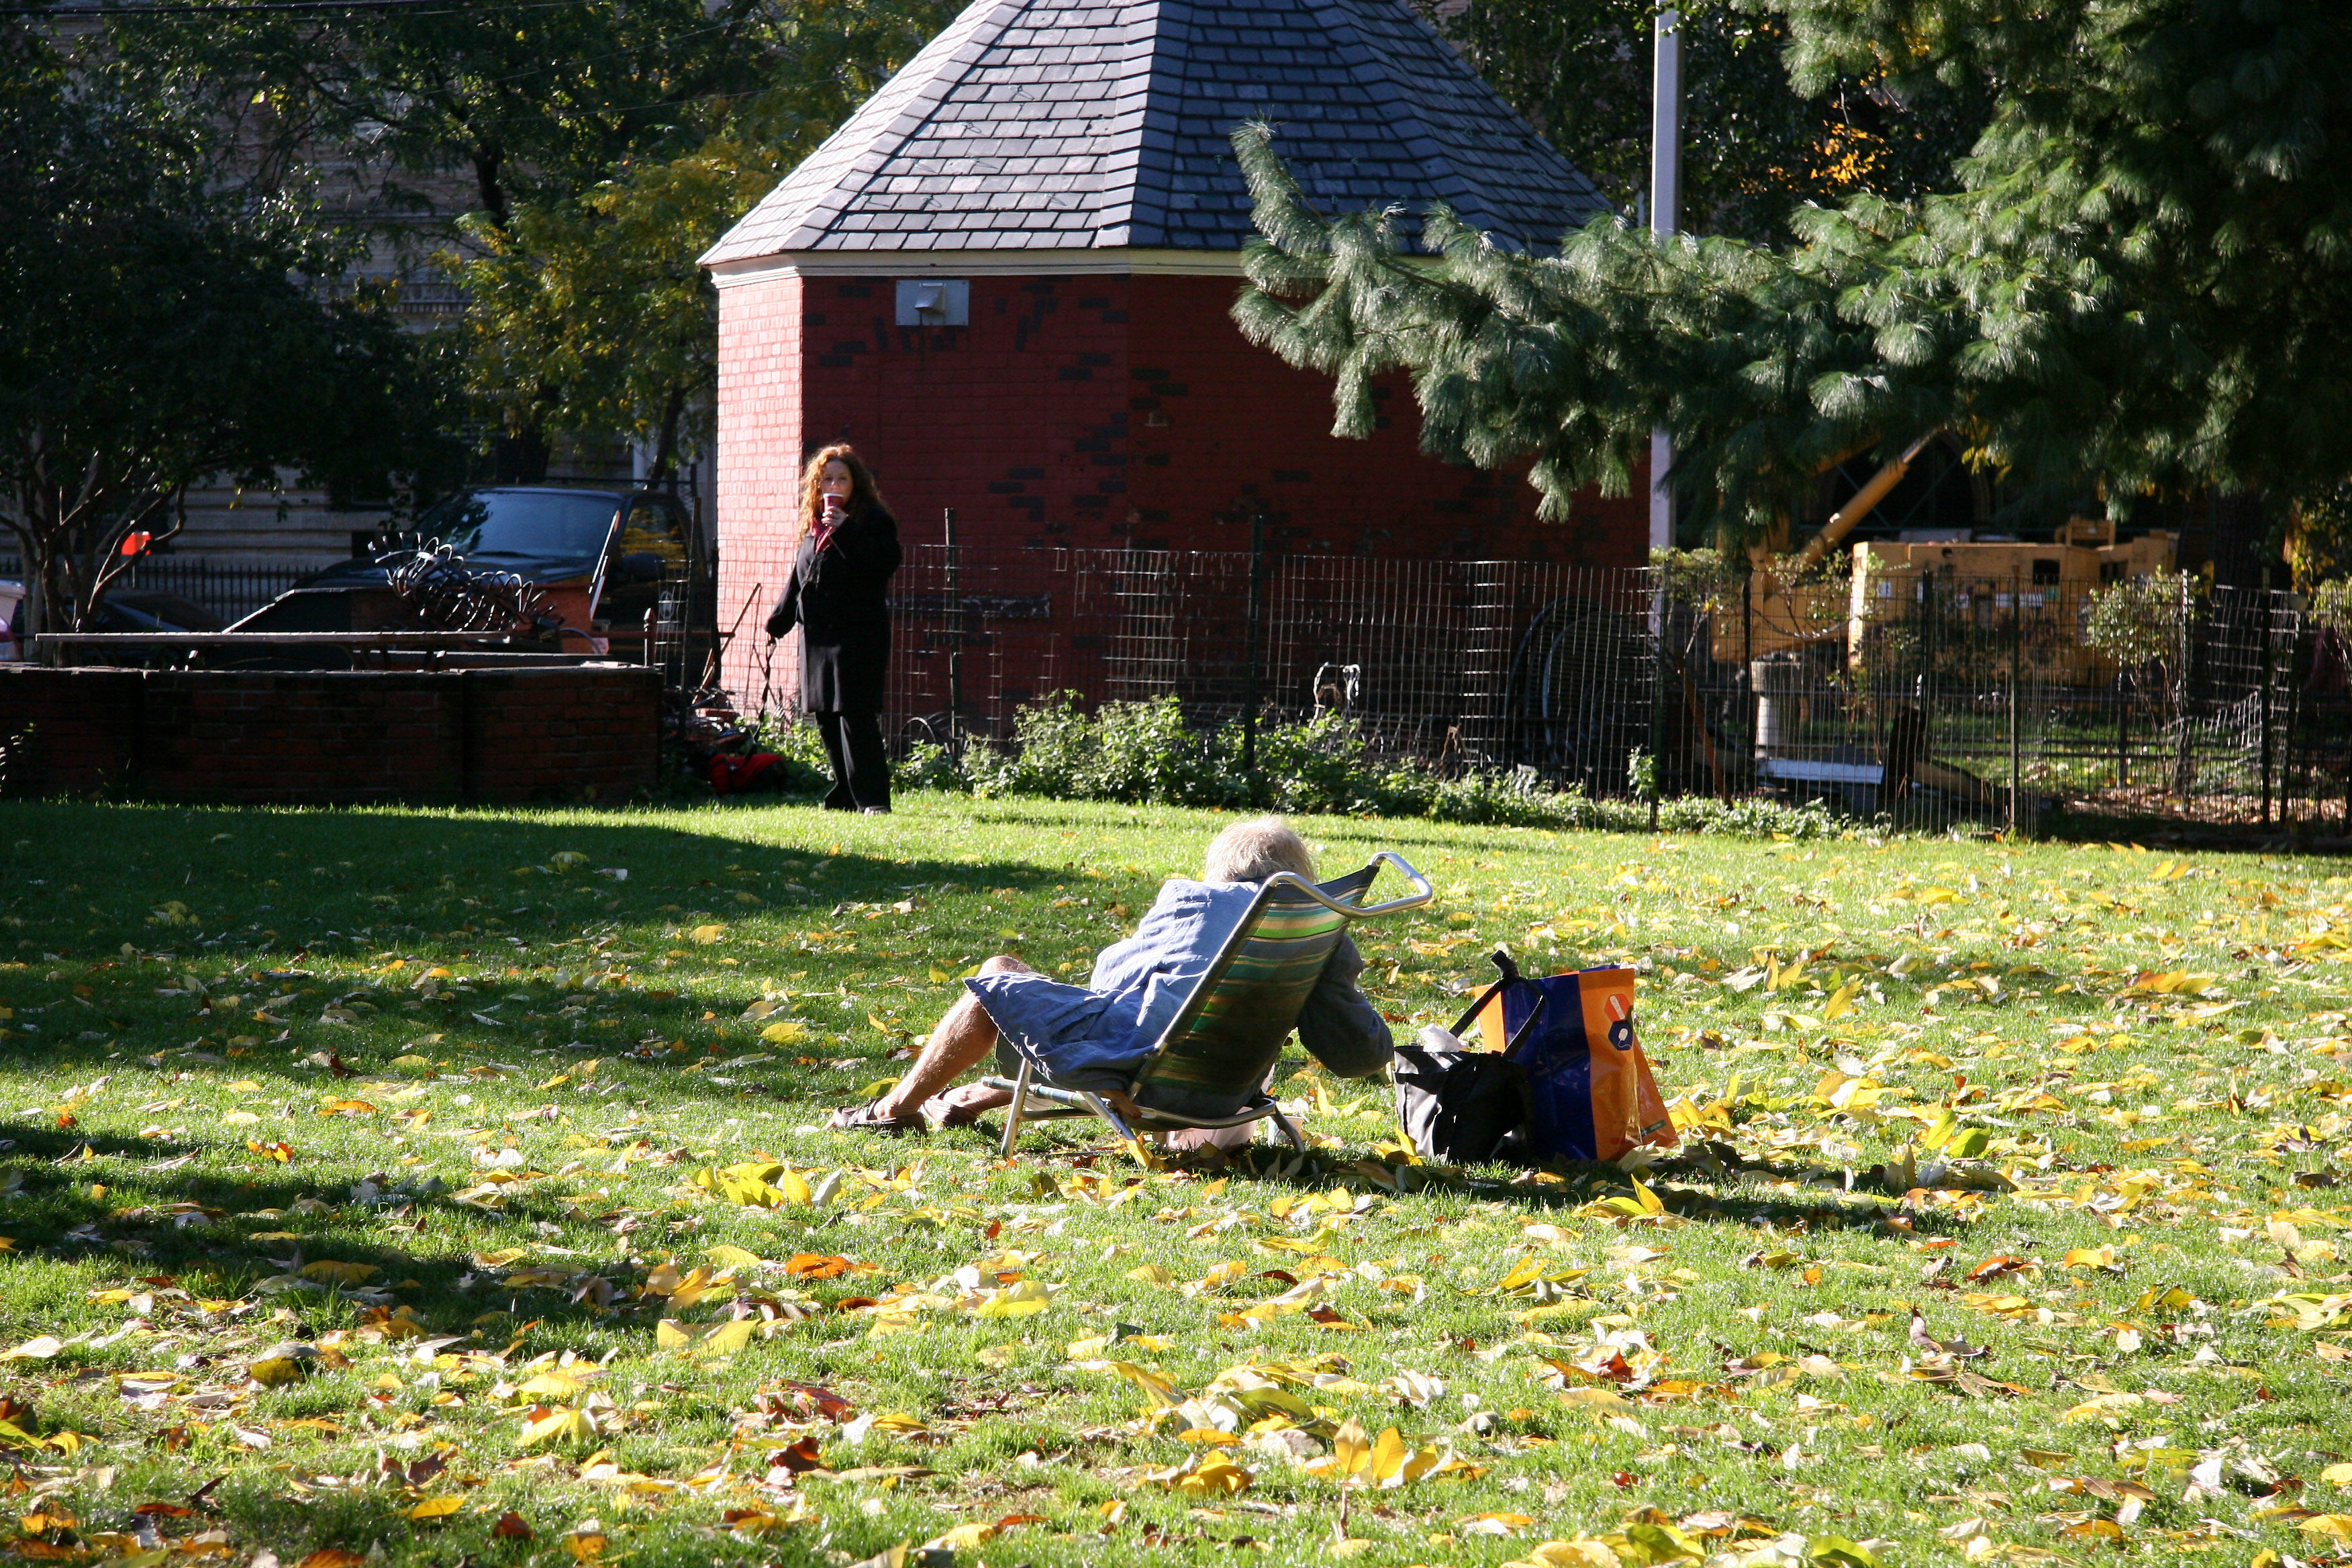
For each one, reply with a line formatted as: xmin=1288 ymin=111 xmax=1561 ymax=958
xmin=799 ymin=444 xmax=887 ymax=532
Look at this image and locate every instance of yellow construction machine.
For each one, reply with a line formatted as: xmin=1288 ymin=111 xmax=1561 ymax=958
xmin=1711 ymin=436 xmax=2176 ymax=673
xmin=1712 ymin=435 xmax=2177 ymax=820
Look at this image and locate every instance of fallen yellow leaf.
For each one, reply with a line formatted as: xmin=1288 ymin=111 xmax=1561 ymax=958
xmin=1508 ymin=1542 xmax=1626 ymax=1568
xmin=931 ymin=1523 xmax=997 ymax=1551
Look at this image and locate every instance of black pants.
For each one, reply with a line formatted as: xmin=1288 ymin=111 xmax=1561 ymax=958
xmin=814 ymin=710 xmax=889 ymax=811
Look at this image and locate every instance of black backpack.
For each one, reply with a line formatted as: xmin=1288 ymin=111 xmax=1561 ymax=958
xmin=1392 ymin=950 xmax=1546 ymax=1165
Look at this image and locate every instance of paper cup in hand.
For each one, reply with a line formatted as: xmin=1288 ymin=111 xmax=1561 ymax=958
xmin=822 ymin=495 xmax=846 ymax=522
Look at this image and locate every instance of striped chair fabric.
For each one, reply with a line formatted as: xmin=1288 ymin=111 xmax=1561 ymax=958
xmin=1127 ymin=865 xmax=1378 ymax=1120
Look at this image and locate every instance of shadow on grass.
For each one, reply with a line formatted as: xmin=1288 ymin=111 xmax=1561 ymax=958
xmin=1 ymin=801 xmax=1984 ymax=1267
xmin=922 ymin=1113 xmax=1976 ymax=1241
xmin=0 ymin=1114 xmax=658 ymax=1346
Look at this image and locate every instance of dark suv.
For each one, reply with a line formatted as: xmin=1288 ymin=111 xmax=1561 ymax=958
xmin=231 ymin=487 xmax=705 ymax=641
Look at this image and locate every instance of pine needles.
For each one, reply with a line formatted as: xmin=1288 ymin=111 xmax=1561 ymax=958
xmin=1228 ymin=1 xmax=2352 ymax=542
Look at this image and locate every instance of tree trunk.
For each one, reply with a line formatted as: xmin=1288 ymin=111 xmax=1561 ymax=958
xmin=493 ymin=428 xmax=550 ymax=485
xmin=470 ymin=138 xmax=510 ymax=232
xmin=2207 ymin=489 xmax=2276 ymax=591
xmin=648 ymin=384 xmax=688 ymax=487
xmin=11 ymin=536 xmax=46 ymax=644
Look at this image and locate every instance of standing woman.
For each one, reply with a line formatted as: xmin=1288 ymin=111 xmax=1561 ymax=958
xmin=766 ymin=444 xmax=901 ymax=812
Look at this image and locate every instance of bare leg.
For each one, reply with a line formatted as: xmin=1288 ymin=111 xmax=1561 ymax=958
xmin=871 ymin=955 xmax=1032 ymax=1120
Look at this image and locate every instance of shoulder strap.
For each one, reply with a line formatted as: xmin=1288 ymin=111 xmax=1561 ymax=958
xmin=1448 ymin=948 xmax=1547 ymax=1055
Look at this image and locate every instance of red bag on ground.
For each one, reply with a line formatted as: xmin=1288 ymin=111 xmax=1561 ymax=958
xmin=708 ymin=752 xmax=785 ymax=795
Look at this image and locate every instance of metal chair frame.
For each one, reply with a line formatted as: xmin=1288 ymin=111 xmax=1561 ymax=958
xmin=981 ymin=851 xmax=1433 ymax=1158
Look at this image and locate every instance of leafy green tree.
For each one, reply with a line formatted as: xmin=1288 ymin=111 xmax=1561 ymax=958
xmin=1430 ymin=0 xmax=1991 ymax=243
xmin=103 ymin=0 xmax=959 ymax=479
xmin=448 ymin=133 xmax=783 ymax=487
xmin=2289 ymin=484 xmax=2352 ymax=587
xmin=103 ymin=0 xmax=776 ymax=232
xmin=0 ymin=26 xmax=448 ymax=637
xmin=1237 ymin=1 xmax=2352 ymax=546
xmin=2083 ymin=569 xmax=2196 ymax=795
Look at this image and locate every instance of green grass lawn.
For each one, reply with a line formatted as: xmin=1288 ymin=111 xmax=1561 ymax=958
xmin=1 ymin=795 xmax=2348 ymax=1568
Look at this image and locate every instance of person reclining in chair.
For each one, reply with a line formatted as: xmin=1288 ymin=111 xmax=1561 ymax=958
xmin=826 ymin=816 xmax=1393 ymax=1135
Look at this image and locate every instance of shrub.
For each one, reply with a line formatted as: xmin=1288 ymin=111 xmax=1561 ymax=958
xmin=965 ymin=692 xmax=1229 ymax=805
xmin=967 ymin=689 xmax=1096 ymax=798
xmin=1657 ymin=793 xmax=1844 ymax=840
xmin=1094 ymin=695 xmax=1240 ymax=806
xmin=920 ymin=693 xmax=1873 ymax=839
xmin=2083 ymin=571 xmax=2192 ymax=679
xmin=1242 ymin=712 xmax=1384 ymax=816
xmin=897 ymin=740 xmax=970 ymax=793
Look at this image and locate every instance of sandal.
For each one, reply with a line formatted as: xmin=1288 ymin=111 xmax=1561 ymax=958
xmin=922 ymin=1083 xmax=1012 ymax=1131
xmin=826 ymin=1099 xmax=922 ymax=1135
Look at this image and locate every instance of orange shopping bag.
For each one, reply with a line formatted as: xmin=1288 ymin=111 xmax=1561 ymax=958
xmin=1473 ymin=963 xmax=1675 ymax=1162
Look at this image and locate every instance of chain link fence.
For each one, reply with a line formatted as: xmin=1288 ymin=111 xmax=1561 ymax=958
xmin=852 ymin=544 xmax=2341 ymax=834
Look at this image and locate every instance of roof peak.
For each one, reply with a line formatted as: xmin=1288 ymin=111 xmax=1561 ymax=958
xmin=703 ymin=0 xmax=1606 ymax=268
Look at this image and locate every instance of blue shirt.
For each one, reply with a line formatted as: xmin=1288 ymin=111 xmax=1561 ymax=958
xmin=967 ymin=877 xmax=1391 ymax=1089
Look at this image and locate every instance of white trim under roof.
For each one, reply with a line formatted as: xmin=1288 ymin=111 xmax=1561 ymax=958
xmin=707 ymin=246 xmax=1246 ymax=287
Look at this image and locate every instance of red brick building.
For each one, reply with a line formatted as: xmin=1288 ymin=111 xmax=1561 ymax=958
xmin=701 ymin=0 xmax=1644 ymax=707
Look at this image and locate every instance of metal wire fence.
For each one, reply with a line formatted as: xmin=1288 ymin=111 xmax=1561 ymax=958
xmin=1676 ymin=570 xmax=2318 ymax=832
xmin=856 ymin=544 xmax=2345 ymax=834
xmin=0 ymin=556 xmax=312 ymax=628
xmin=870 ymin=545 xmax=1652 ymax=775
xmin=28 ymin=543 xmax=2334 ymax=832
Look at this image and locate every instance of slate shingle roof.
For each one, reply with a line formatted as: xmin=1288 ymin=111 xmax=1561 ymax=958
xmin=702 ymin=0 xmax=1610 ymax=266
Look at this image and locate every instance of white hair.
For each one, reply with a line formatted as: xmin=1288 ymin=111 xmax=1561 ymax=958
xmin=1201 ymin=816 xmax=1315 ymax=884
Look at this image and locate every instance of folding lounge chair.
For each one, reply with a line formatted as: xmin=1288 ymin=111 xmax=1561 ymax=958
xmin=981 ymin=852 xmax=1434 ymax=1158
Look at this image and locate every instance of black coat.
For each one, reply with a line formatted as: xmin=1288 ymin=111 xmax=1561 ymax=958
xmin=765 ymin=504 xmax=901 ymax=714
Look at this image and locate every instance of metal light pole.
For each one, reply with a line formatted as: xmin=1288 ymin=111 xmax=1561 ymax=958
xmin=1642 ymin=8 xmax=1684 ymax=805
xmin=1649 ymin=7 xmax=1682 ymax=555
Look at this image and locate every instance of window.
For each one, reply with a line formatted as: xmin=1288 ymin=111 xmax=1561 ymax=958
xmin=423 ymin=491 xmax=620 ymax=558
xmin=618 ymin=496 xmax=689 ymax=565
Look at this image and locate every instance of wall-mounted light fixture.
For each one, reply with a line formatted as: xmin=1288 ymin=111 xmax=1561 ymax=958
xmin=895 ymin=279 xmax=970 ymax=327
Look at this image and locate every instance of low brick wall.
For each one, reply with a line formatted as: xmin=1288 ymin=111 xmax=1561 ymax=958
xmin=0 ymin=665 xmax=658 ymax=804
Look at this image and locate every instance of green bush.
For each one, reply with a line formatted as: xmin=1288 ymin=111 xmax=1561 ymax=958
xmin=1095 ymin=695 xmax=1240 ymax=806
xmin=965 ymin=690 xmax=1098 ymax=798
xmin=897 ymin=740 xmax=970 ymax=793
xmin=1245 ymin=712 xmax=1385 ymax=815
xmin=927 ymin=692 xmax=1868 ymax=838
xmin=1658 ymin=793 xmax=1844 ymax=839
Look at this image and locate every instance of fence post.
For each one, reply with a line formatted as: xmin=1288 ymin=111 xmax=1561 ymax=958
xmin=1654 ymin=562 xmax=1668 ymax=828
xmin=1921 ymin=570 xmax=1938 ymax=793
xmin=2115 ymin=679 xmax=2128 ymax=790
xmin=2008 ymin=569 xmax=2022 ymax=837
xmin=2283 ymin=589 xmax=2305 ymax=829
xmin=2260 ymin=571 xmax=2275 ymax=826
xmin=1242 ymin=511 xmax=1265 ymax=778
xmin=944 ymin=508 xmax=963 ymax=758
xmin=1742 ymin=570 xmax=1755 ymax=790
xmin=2172 ymin=571 xmax=2194 ymax=801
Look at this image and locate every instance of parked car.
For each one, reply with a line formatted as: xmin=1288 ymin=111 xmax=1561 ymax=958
xmin=0 ymin=580 xmax=224 ymax=660
xmin=229 ymin=486 xmax=705 ymax=642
